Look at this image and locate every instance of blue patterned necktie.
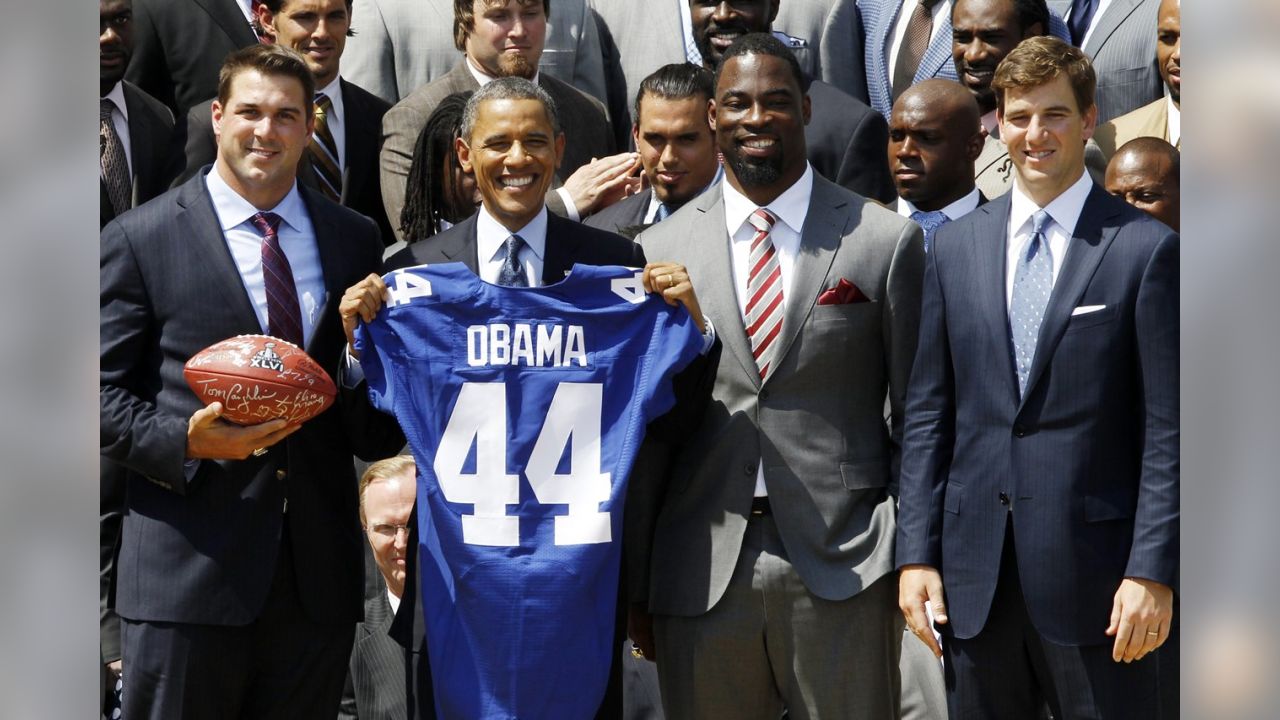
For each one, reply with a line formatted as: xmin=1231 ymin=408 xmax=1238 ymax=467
xmin=1009 ymin=209 xmax=1054 ymax=396
xmin=497 ymin=234 xmax=529 ymax=287
xmin=910 ymin=209 xmax=949 ymax=252
xmin=654 ymin=202 xmax=673 ymax=222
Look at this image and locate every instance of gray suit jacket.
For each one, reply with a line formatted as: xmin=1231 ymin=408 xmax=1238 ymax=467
xmin=339 ymin=587 xmax=408 ymax=720
xmin=341 ymin=0 xmax=609 ymax=105
xmin=773 ymin=0 xmax=870 ymax=104
xmin=630 ymin=176 xmax=925 ymax=614
xmin=379 ymin=61 xmax=614 ymax=243
xmin=1050 ymin=0 xmax=1162 ymax=123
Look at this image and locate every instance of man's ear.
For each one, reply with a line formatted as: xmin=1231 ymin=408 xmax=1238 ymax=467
xmin=255 ymin=4 xmax=276 ymax=41
xmin=768 ymin=0 xmax=781 ymax=24
xmin=456 ymin=136 xmax=473 ymax=174
xmin=211 ymin=100 xmax=224 ymax=139
xmin=707 ymin=99 xmax=718 ymax=132
xmin=1081 ymin=103 xmax=1099 ymax=141
xmin=801 ymin=93 xmax=812 ymax=126
xmin=966 ymin=129 xmax=985 ymax=161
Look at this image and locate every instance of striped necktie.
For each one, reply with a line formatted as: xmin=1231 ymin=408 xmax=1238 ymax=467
xmin=251 ymin=212 xmax=305 ymax=346
xmin=744 ymin=208 xmax=784 ymax=379
xmin=309 ymin=93 xmax=342 ymax=202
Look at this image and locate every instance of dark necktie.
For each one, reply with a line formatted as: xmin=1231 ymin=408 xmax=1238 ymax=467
xmin=497 ymin=234 xmax=529 ymax=287
xmin=910 ymin=209 xmax=949 ymax=252
xmin=892 ymin=0 xmax=941 ymax=101
xmin=100 ymin=97 xmax=132 ymax=217
xmin=1009 ymin=210 xmax=1053 ymax=396
xmin=251 ymin=212 xmax=305 ymax=346
xmin=1068 ymin=0 xmax=1096 ymax=46
xmin=310 ymin=93 xmax=342 ymax=202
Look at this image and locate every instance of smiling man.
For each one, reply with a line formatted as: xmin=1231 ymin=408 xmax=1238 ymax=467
xmin=101 ymin=44 xmax=405 ymax=719
xmin=175 ymin=0 xmax=396 ymax=243
xmin=897 ymin=36 xmax=1179 ymax=718
xmin=629 ymin=33 xmax=924 ymax=719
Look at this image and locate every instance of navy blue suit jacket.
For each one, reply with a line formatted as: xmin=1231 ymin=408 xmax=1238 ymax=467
xmin=100 ymin=171 xmax=405 ymax=627
xmin=896 ymin=185 xmax=1179 ymax=646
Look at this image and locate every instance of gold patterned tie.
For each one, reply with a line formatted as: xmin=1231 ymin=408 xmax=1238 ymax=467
xmin=309 ymin=93 xmax=342 ymax=202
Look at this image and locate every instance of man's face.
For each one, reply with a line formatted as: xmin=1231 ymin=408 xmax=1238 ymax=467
xmin=888 ymin=95 xmax=983 ymax=209
xmin=689 ymin=0 xmax=778 ymax=69
xmin=464 ymin=0 xmax=546 ymax=79
xmin=1106 ymin=152 xmax=1179 ymax=231
xmin=458 ymin=97 xmax=564 ymax=231
xmin=362 ymin=471 xmax=416 ymax=598
xmin=633 ymin=95 xmax=719 ymax=209
xmin=259 ymin=0 xmax=350 ymax=88
xmin=100 ymin=0 xmax=133 ymax=91
xmin=1156 ymin=0 xmax=1180 ymax=104
xmin=951 ymin=0 xmax=1036 ymax=113
xmin=998 ymin=74 xmax=1096 ymax=203
xmin=212 ymin=70 xmax=314 ymax=206
xmin=713 ymin=52 xmax=810 ymax=201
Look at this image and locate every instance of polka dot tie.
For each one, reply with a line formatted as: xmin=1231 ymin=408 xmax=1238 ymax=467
xmin=1009 ymin=209 xmax=1053 ymax=397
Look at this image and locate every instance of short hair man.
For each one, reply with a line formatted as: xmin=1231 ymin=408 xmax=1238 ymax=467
xmin=338 ymin=456 xmax=417 ymax=720
xmin=1106 ymin=136 xmax=1179 ymax=232
xmin=950 ymin=0 xmax=1071 ymax=196
xmin=888 ymin=78 xmax=985 ymax=250
xmin=174 ymin=0 xmax=397 ymax=243
xmin=101 ymin=44 xmax=404 ymax=718
xmin=897 ymin=36 xmax=1178 ymax=718
xmin=686 ymin=0 xmax=896 ymax=203
xmin=586 ymin=63 xmax=722 ymax=238
xmin=1092 ymin=0 xmax=1180 ymax=159
xmin=630 ymin=33 xmax=924 ymax=719
xmin=379 ymin=0 xmax=625 ymax=243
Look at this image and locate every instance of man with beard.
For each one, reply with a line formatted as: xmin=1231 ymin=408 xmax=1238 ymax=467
xmin=586 ymin=63 xmax=723 ymax=239
xmin=628 ymin=33 xmax=924 ymax=719
xmin=686 ymin=0 xmax=896 ymax=203
xmin=1092 ymin=0 xmax=1180 ymax=159
xmin=950 ymin=0 xmax=1070 ymax=196
xmin=379 ymin=0 xmax=627 ymax=243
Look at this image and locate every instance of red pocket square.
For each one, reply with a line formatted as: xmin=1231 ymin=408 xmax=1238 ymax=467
xmin=817 ymin=278 xmax=869 ymax=305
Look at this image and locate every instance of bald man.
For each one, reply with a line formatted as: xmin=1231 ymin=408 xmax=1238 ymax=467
xmin=1106 ymin=137 xmax=1180 ymax=232
xmin=888 ymin=80 xmax=986 ymax=251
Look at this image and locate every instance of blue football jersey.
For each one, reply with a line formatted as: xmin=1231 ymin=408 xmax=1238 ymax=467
xmin=355 ymin=262 xmax=703 ymax=719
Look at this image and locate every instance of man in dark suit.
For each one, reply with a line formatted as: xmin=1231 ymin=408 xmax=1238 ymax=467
xmin=586 ymin=63 xmax=722 ymax=240
xmin=379 ymin=0 xmax=631 ymax=244
xmin=174 ymin=0 xmax=395 ymax=243
xmin=887 ymin=79 xmax=985 ymax=251
xmin=100 ymin=0 xmax=175 ymax=229
xmin=897 ymin=36 xmax=1178 ymax=718
xmin=125 ymin=0 xmax=258 ymax=118
xmin=628 ymin=34 xmax=923 ymax=719
xmin=339 ymin=456 xmax=416 ymax=720
xmin=688 ymin=0 xmax=896 ymax=203
xmin=101 ymin=45 xmax=403 ymax=719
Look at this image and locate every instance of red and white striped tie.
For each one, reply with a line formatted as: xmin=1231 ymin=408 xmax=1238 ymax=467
xmin=744 ymin=208 xmax=784 ymax=379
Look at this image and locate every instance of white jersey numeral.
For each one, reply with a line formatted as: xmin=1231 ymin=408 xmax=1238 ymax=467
xmin=433 ymin=381 xmax=613 ymax=546
xmin=385 ymin=269 xmax=434 ymax=307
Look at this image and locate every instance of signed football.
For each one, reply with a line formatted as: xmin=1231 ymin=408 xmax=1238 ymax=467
xmin=183 ymin=335 xmax=337 ymax=426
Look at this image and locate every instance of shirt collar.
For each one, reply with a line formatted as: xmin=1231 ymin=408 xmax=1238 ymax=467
xmin=386 ymin=587 xmax=400 ymax=615
xmin=1009 ymin=169 xmax=1092 ymax=238
xmin=205 ymin=166 xmax=307 ymax=233
xmin=722 ymin=163 xmax=814 ymax=238
xmin=646 ymin=165 xmax=726 ymax=223
xmin=898 ymin=186 xmax=982 ymax=221
xmin=1165 ymin=94 xmax=1180 ymax=147
xmin=315 ymin=74 xmax=344 ymax=122
xmin=465 ymin=57 xmax=540 ymax=88
xmin=103 ymin=81 xmax=129 ymax=122
xmin=476 ymin=203 xmax=548 ymax=263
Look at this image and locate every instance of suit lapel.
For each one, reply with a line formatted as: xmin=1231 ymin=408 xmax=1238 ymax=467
xmin=175 ymin=175 xmax=261 ymax=332
xmin=767 ymin=179 xmax=844 ymax=383
xmin=426 ymin=213 xmax=481 ymax=273
xmin=340 ymin=80 xmax=373 ymax=202
xmin=123 ymin=84 xmax=159 ymax=205
xmin=973 ymin=195 xmax=1021 ymax=404
xmin=1019 ymin=185 xmax=1120 ymax=407
xmin=694 ymin=191 xmax=760 ymax=387
xmin=300 ymin=186 xmax=350 ymax=355
xmin=916 ymin=14 xmax=956 ymax=80
xmin=1083 ymin=0 xmax=1142 ymax=55
xmin=192 ymin=0 xmax=258 ymax=47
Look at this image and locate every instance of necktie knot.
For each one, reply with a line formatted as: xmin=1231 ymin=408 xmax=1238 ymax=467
xmin=100 ymin=97 xmax=115 ymax=122
xmin=910 ymin=209 xmax=950 ymax=251
xmin=497 ymin=234 xmax=529 ymax=287
xmin=506 ymin=233 xmax=526 ymax=255
xmin=748 ymin=208 xmax=776 ymax=234
xmin=1031 ymin=209 xmax=1051 ymax=236
xmin=654 ymin=202 xmax=673 ymax=222
xmin=314 ymin=92 xmax=332 ymax=119
xmin=251 ymin=211 xmax=283 ymax=238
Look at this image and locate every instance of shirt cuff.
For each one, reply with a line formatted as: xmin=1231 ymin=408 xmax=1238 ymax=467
xmin=699 ymin=315 xmax=716 ymax=355
xmin=342 ymin=345 xmax=365 ymax=388
xmin=555 ymin=187 xmax=581 ymax=222
xmin=183 ymin=458 xmax=201 ymax=483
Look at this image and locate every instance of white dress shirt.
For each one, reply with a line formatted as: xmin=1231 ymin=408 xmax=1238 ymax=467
xmin=476 ymin=204 xmax=551 ymax=287
xmin=387 ymin=588 xmax=401 ymax=616
xmin=205 ymin=168 xmax=328 ymax=348
xmin=897 ymin=186 xmax=982 ymax=221
xmin=314 ymin=74 xmax=348 ymax=170
xmin=887 ymin=0 xmax=952 ymax=82
xmin=722 ymin=163 xmax=815 ymax=496
xmin=1005 ymin=170 xmax=1093 ymax=308
xmin=1165 ymin=94 xmax=1180 ymax=147
xmin=102 ymin=81 xmax=133 ymax=180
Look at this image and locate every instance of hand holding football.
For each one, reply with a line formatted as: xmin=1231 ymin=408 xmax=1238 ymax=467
xmin=183 ymin=335 xmax=337 ymax=425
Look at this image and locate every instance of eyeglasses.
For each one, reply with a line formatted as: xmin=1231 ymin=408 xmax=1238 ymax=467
xmin=367 ymin=523 xmax=410 ymax=539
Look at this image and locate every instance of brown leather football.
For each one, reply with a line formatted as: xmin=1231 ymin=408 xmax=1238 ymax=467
xmin=183 ymin=335 xmax=337 ymax=426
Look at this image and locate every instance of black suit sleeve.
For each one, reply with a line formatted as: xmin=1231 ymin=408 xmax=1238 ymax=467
xmin=838 ymin=107 xmax=896 ymax=204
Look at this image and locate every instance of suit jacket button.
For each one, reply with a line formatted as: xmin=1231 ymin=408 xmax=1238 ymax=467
xmin=1013 ymin=425 xmax=1026 ymax=437
xmin=759 ymin=389 xmax=769 ymax=401
xmin=999 ymin=492 xmax=1010 ymax=506
xmin=276 ymin=469 xmax=287 ymax=480
xmin=744 ymin=463 xmax=756 ymax=476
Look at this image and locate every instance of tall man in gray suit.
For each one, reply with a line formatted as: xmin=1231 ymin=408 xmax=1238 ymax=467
xmin=1050 ymin=0 xmax=1163 ymax=122
xmin=378 ymin=0 xmax=625 ymax=244
xmin=897 ymin=37 xmax=1178 ymax=718
xmin=629 ymin=33 xmax=924 ymax=719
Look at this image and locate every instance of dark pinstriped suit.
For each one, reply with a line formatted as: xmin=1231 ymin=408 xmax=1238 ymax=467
xmin=340 ymin=581 xmax=408 ymax=720
xmin=897 ymin=185 xmax=1178 ymax=716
